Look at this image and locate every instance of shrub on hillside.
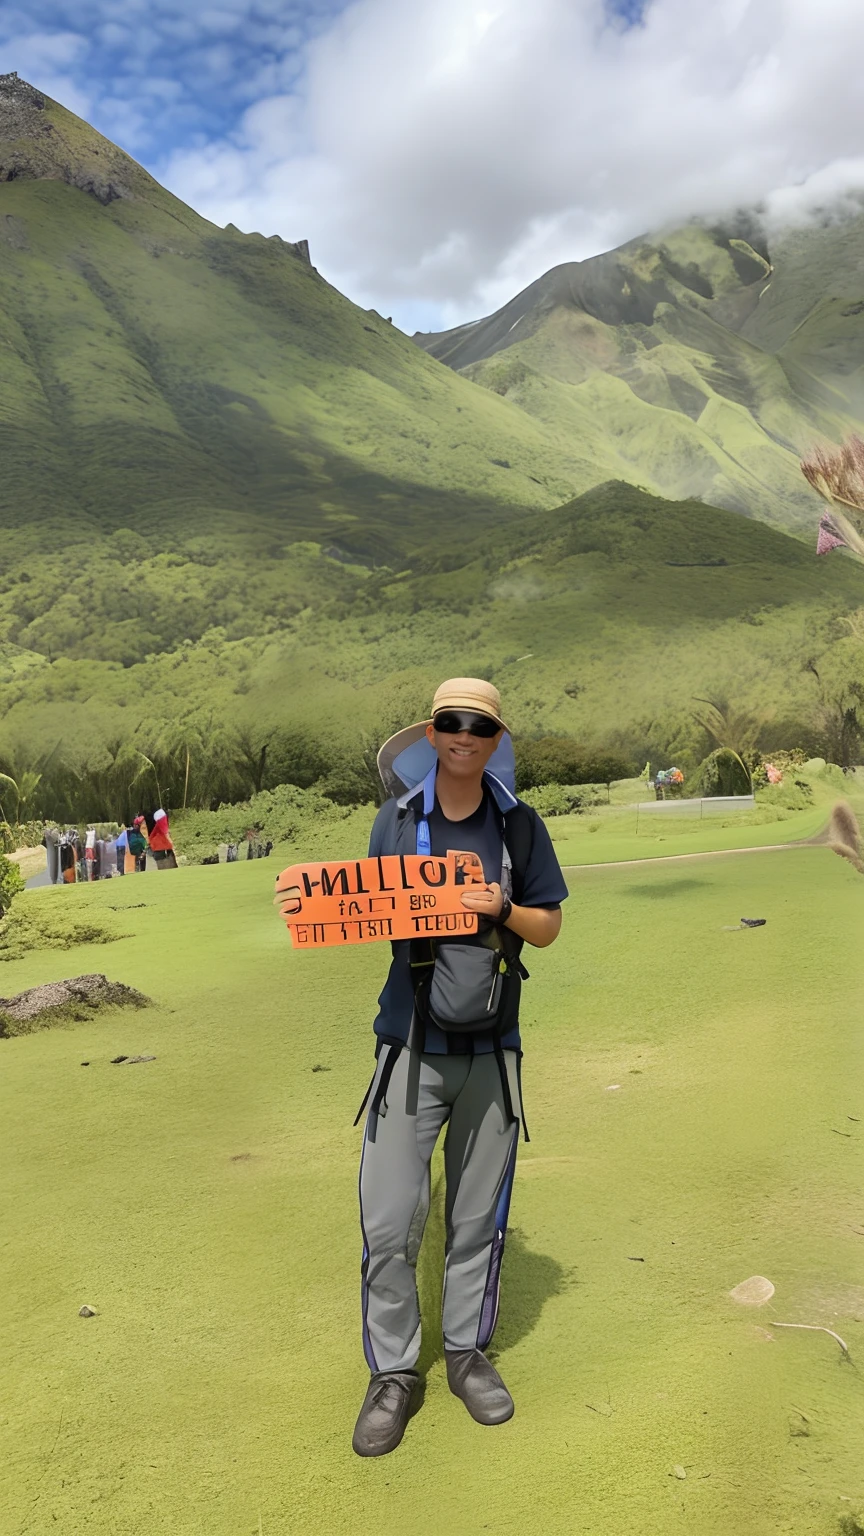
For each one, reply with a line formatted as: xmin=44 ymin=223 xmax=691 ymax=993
xmin=750 ymin=749 xmax=806 ymax=789
xmin=520 ymin=783 xmax=608 ymax=817
xmin=0 ymin=820 xmax=47 ymax=853
xmin=754 ymin=780 xmax=813 ymax=812
xmin=691 ymin=748 xmax=752 ymax=798
xmin=316 ymin=753 xmax=382 ymax=807
xmin=16 ymin=820 xmax=48 ymax=850
xmin=0 ymin=852 xmax=23 ymax=915
xmin=171 ymin=782 xmax=360 ymax=863
xmin=515 ymin=738 xmax=633 ymax=791
xmin=756 ymin=721 xmax=828 ymax=759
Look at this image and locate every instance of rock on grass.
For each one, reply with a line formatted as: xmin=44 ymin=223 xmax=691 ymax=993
xmin=0 ymin=974 xmax=152 ymax=1038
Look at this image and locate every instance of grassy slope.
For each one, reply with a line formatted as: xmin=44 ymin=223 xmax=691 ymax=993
xmin=2 ymin=842 xmax=863 ymax=1534
xmin=417 ymin=220 xmax=864 ymax=533
xmin=225 ymin=484 xmax=864 ymax=748
xmin=0 ymin=85 xmax=637 ymax=578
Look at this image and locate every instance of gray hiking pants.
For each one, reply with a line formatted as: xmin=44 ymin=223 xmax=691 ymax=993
xmin=358 ymin=1043 xmax=521 ymax=1374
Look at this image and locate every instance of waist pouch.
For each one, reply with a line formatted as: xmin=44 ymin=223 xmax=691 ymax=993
xmin=356 ymin=935 xmax=532 ymax=1141
xmin=413 ymin=940 xmax=518 ymax=1034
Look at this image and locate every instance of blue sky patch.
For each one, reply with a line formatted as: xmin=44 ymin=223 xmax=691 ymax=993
xmin=0 ymin=0 xmax=352 ymax=160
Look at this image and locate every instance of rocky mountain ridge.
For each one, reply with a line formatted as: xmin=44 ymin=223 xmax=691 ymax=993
xmin=415 ymin=211 xmax=864 ymax=529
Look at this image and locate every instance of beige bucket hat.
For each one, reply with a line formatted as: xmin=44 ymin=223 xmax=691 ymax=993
xmin=376 ymin=678 xmax=510 ymax=797
xmin=429 ymin=677 xmax=508 ymax=730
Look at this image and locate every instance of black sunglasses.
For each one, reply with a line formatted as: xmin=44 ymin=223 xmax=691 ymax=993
xmin=433 ymin=710 xmax=500 ymax=738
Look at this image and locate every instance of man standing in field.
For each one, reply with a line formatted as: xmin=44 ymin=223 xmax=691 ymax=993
xmin=353 ymin=679 xmax=568 ymax=1456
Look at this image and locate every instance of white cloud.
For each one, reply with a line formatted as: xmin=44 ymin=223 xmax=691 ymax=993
xmin=159 ymin=0 xmax=864 ymax=332
xmin=763 ymin=159 xmax=864 ymax=229
xmin=9 ymin=0 xmax=864 ymax=331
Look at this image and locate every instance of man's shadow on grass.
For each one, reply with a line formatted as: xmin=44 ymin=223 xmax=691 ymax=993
xmin=622 ymin=877 xmax=709 ymax=899
xmin=415 ymin=1169 xmax=574 ymax=1377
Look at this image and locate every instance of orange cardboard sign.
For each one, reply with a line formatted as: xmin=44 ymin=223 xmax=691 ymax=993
xmin=275 ymin=851 xmax=486 ymax=948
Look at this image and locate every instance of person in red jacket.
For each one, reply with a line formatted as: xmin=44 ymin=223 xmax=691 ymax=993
xmin=149 ymin=808 xmax=177 ymax=869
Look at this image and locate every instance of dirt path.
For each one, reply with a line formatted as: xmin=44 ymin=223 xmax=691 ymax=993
xmin=561 ymin=840 xmax=811 ymax=872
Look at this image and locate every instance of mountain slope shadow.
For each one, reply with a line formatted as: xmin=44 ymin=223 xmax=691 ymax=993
xmin=416 ymin=1167 xmax=574 ymax=1376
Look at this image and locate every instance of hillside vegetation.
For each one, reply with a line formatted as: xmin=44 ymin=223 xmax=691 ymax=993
xmin=3 ymin=483 xmax=863 ymax=820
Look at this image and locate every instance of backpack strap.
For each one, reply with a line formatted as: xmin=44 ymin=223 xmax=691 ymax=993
xmin=500 ymin=802 xmax=536 ymax=905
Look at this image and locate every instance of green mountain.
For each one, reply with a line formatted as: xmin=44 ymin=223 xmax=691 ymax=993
xmin=0 ymin=75 xmax=862 ymax=818
xmin=0 ymin=73 xmax=602 ymax=571
xmin=414 ymin=214 xmax=864 ymax=532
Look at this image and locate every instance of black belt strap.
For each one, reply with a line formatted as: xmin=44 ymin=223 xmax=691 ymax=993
xmin=515 ymin=1049 xmax=530 ymax=1142
xmin=353 ymin=1042 xmax=403 ymax=1126
xmin=493 ymin=1024 xmax=531 ymax=1142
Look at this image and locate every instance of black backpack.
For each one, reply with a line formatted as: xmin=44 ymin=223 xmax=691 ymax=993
xmin=409 ymin=800 xmax=534 ymax=1025
xmin=356 ymin=801 xmax=537 ymax=1140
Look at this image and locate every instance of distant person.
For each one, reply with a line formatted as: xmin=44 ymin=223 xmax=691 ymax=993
xmin=59 ymin=829 xmax=78 ymax=883
xmin=149 ymin=808 xmax=177 ymax=869
xmin=127 ymin=816 xmax=148 ymax=873
xmin=351 ymin=679 xmax=568 ymax=1457
xmin=43 ymin=825 xmax=60 ymax=885
xmin=114 ymin=824 xmax=128 ymax=876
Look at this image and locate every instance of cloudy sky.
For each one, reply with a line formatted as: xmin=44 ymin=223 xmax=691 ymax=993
xmin=5 ymin=0 xmax=864 ymax=333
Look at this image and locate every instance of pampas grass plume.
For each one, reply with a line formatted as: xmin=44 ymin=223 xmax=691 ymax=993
xmin=801 ymin=436 xmax=864 ymax=516
xmin=829 ymin=801 xmax=861 ymax=853
xmin=801 ymin=437 xmax=864 ymax=557
xmin=829 ymin=841 xmax=864 ymax=875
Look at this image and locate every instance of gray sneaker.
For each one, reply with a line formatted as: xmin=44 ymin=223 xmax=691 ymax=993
xmin=445 ymin=1348 xmax=514 ymax=1424
xmin=352 ymin=1370 xmax=419 ymax=1457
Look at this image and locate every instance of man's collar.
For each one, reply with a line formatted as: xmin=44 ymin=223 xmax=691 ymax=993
xmin=396 ymin=763 xmax=517 ymax=815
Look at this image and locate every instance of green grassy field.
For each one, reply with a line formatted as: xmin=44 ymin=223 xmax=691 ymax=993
xmin=2 ymin=835 xmax=863 ymax=1535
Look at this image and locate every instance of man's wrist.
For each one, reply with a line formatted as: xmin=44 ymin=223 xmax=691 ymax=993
xmin=499 ymin=896 xmax=513 ymax=926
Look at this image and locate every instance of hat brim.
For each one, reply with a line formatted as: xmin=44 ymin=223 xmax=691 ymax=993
xmin=377 ymin=722 xmax=433 ymax=799
xmin=377 ymin=717 xmax=511 ymax=799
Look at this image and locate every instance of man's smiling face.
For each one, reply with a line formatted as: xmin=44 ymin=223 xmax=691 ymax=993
xmin=426 ymin=719 xmax=502 ymax=779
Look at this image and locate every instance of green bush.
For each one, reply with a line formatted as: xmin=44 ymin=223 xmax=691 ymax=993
xmin=754 ymin=780 xmax=813 ymax=812
xmin=691 ymin=748 xmax=752 ymax=798
xmin=171 ymin=782 xmax=363 ymax=864
xmin=521 ymin=782 xmax=609 ymax=817
xmin=514 ymin=738 xmax=633 ymax=791
xmin=0 ymin=852 xmax=24 ymax=915
xmin=750 ymin=749 xmax=806 ymax=789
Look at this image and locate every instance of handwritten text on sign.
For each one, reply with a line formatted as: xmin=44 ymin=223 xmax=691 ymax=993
xmin=275 ymin=852 xmax=485 ymax=948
